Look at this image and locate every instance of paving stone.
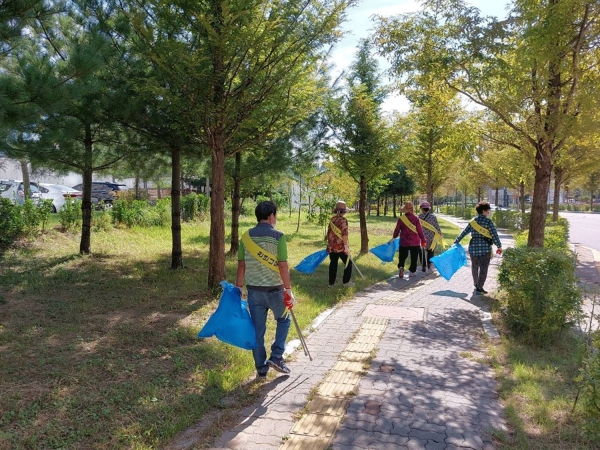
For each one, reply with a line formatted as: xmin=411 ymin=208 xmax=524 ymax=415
xmin=409 ymin=429 xmax=446 ymax=443
xmin=199 ymin=221 xmax=511 ymax=450
xmin=425 ymin=441 xmax=448 ymax=450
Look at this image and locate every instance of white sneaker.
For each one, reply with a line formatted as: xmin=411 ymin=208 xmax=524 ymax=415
xmin=408 ymin=271 xmax=417 ymax=277
xmin=342 ymin=281 xmax=355 ymax=287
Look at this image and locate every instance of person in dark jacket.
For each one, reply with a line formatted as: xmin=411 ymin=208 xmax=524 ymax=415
xmin=418 ymin=201 xmax=443 ymax=272
xmin=391 ymin=201 xmax=427 ymax=278
xmin=454 ymin=201 xmax=502 ymax=294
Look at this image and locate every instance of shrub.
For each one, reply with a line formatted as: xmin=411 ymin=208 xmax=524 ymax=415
xmin=491 ymin=210 xmax=526 ymax=230
xmin=181 ymin=193 xmax=209 ymax=222
xmin=111 ymin=197 xmax=171 ymax=228
xmin=498 ymin=247 xmax=581 ymax=346
xmin=577 ymin=329 xmax=600 ymax=441
xmin=93 ymin=210 xmax=112 ymax=232
xmin=514 ymin=215 xmax=569 ymax=249
xmin=59 ymin=198 xmax=82 ymax=231
xmin=21 ymin=199 xmax=44 ymax=239
xmin=0 ymin=198 xmax=24 ymax=247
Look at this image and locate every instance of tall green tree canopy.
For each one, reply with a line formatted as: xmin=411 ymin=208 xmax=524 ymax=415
xmin=120 ymin=0 xmax=356 ymax=288
xmin=327 ymin=39 xmax=398 ymax=253
xmin=373 ymin=0 xmax=600 ymax=247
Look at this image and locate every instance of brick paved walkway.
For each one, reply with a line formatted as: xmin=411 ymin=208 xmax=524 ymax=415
xmin=201 ymin=222 xmax=512 ymax=450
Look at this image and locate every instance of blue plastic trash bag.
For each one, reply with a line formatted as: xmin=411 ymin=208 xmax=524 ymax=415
xmin=197 ymin=280 xmax=257 ymax=350
xmin=369 ymin=238 xmax=399 ymax=263
xmin=430 ymin=244 xmax=468 ymax=281
xmin=295 ymin=248 xmax=328 ymax=274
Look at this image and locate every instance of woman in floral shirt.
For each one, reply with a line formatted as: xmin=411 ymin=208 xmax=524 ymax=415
xmin=326 ymin=200 xmax=354 ymax=287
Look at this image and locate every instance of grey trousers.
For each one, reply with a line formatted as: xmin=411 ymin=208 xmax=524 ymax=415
xmin=471 ymin=253 xmax=491 ymax=290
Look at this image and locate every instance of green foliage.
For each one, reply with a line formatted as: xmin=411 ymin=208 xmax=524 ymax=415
xmin=181 ymin=194 xmax=209 ymax=222
xmin=0 ymin=198 xmax=24 ymax=247
xmin=308 ymin=197 xmax=336 ymax=226
xmin=92 ymin=210 xmax=112 ymax=232
xmin=0 ymin=199 xmax=56 ymax=245
xmin=577 ymin=329 xmax=600 ymax=441
xmin=491 ymin=210 xmax=526 ymax=230
xmin=514 ymin=216 xmax=570 ymax=250
xmin=498 ymin=247 xmax=581 ymax=346
xmin=21 ymin=199 xmax=45 ymax=239
xmin=112 ymin=198 xmax=171 ymax=228
xmin=37 ymin=199 xmax=53 ymax=232
xmin=255 ymin=191 xmax=289 ymax=210
xmin=58 ymin=198 xmax=82 ymax=231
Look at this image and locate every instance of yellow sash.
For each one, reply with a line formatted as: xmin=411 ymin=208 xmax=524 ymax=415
xmin=469 ymin=219 xmax=492 ymax=239
xmin=241 ymin=231 xmax=280 ymax=273
xmin=329 ymin=220 xmax=343 ymax=240
xmin=400 ymin=215 xmax=418 ymax=234
xmin=329 ymin=219 xmax=350 ymax=268
xmin=420 ymin=219 xmax=444 ymax=250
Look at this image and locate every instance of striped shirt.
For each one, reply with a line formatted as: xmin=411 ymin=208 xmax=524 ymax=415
xmin=455 ymin=214 xmax=502 ymax=257
xmin=238 ymin=223 xmax=288 ymax=290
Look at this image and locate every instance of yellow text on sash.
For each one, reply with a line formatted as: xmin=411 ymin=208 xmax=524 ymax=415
xmin=469 ymin=219 xmax=492 ymax=239
xmin=400 ymin=215 xmax=418 ymax=234
xmin=241 ymin=231 xmax=280 ymax=273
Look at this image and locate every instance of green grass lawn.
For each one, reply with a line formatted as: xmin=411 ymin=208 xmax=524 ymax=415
xmin=0 ymin=211 xmax=460 ymax=450
xmin=485 ymin=319 xmax=600 ymax=450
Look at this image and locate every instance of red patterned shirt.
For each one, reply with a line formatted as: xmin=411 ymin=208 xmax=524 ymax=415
xmin=327 ymin=214 xmax=348 ymax=253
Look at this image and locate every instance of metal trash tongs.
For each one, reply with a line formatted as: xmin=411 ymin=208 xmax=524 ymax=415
xmin=288 ymin=308 xmax=313 ymax=361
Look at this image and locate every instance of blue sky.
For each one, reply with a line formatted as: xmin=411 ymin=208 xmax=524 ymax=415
xmin=329 ymin=0 xmax=512 ymax=113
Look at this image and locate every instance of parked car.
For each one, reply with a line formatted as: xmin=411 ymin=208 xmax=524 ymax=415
xmin=0 ymin=180 xmax=43 ymax=205
xmin=71 ymin=181 xmax=128 ymax=206
xmin=39 ymin=183 xmax=83 ymax=213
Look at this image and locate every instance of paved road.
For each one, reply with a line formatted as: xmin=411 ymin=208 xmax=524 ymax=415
xmin=559 ymin=212 xmax=600 ymax=252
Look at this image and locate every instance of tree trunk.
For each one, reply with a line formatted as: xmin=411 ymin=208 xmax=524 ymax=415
xmin=393 ymin=194 xmax=397 ymax=218
xmin=520 ymin=182 xmax=526 ymax=213
xmin=229 ymin=152 xmax=242 ymax=256
xmin=427 ymin=148 xmax=434 ymax=203
xmin=494 ymin=187 xmax=499 ymax=206
xmin=296 ymin=178 xmax=302 ymax=233
xmin=454 ymin=188 xmax=458 ymax=211
xmin=19 ymin=159 xmax=31 ymax=198
xmin=527 ymin=146 xmax=552 ymax=247
xmin=170 ymin=145 xmax=183 ymax=269
xmin=135 ymin=175 xmax=140 ymax=199
xmin=552 ymin=167 xmax=563 ymax=222
xmin=208 ymin=144 xmax=227 ymax=289
xmin=359 ymin=175 xmax=369 ymax=254
xmin=288 ymin=181 xmax=293 ymax=217
xmin=79 ymin=124 xmax=93 ymax=255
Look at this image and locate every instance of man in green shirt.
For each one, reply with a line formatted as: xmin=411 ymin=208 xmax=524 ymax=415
xmin=236 ymin=201 xmax=295 ymax=378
